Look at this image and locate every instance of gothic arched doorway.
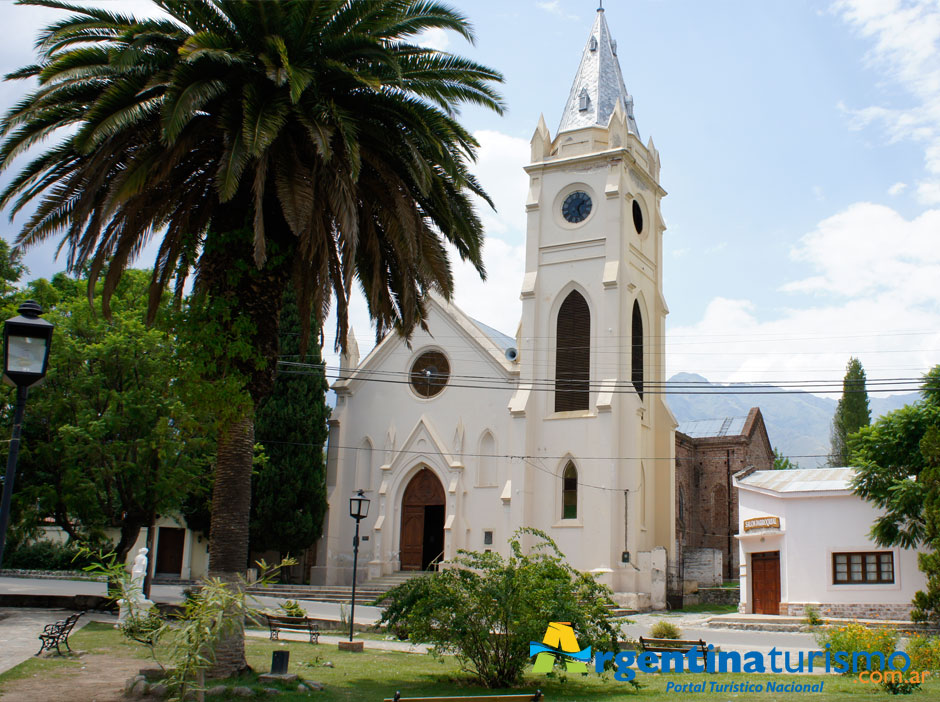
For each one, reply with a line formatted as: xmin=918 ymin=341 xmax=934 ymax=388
xmin=400 ymin=467 xmax=445 ymax=571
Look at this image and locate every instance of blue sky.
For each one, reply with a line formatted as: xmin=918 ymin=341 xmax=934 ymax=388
xmin=1 ymin=0 xmax=938 ymax=394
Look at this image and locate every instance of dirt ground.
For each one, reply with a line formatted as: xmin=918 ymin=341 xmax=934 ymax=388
xmin=0 ymin=653 xmax=144 ymax=702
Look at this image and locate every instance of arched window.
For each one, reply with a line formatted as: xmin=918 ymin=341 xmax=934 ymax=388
xmin=478 ymin=432 xmax=496 ymax=487
xmin=640 ymin=463 xmax=647 ymax=528
xmin=632 ymin=300 xmax=644 ymax=400
xmin=555 ymin=290 xmax=590 ymax=412
xmin=356 ymin=438 xmax=373 ymax=491
xmin=562 ymin=462 xmax=578 ymax=519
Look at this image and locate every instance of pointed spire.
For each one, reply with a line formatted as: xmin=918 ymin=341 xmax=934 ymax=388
xmin=557 ymin=7 xmax=639 ymax=138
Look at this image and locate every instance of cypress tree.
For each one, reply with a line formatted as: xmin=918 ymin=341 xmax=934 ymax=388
xmin=250 ymin=291 xmax=330 ymax=567
xmin=830 ymin=357 xmax=871 ymax=466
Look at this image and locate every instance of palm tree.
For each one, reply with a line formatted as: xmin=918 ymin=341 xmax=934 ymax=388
xmin=0 ymin=0 xmax=503 ymax=674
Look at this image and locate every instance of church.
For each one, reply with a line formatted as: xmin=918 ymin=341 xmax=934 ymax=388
xmin=317 ymin=6 xmax=678 ymax=609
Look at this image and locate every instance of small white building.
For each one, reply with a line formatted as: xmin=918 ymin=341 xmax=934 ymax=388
xmin=734 ymin=467 xmax=925 ymax=620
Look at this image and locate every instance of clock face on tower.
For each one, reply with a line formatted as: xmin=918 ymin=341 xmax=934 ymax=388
xmin=562 ymin=190 xmax=592 ymax=223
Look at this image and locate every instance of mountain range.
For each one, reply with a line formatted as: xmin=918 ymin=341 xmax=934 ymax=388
xmin=666 ymin=373 xmax=919 ymax=468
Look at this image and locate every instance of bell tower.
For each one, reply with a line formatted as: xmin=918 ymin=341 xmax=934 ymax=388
xmin=508 ymin=5 xmax=675 ymax=605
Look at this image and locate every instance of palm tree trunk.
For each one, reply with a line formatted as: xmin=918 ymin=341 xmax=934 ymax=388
xmin=206 ymin=414 xmax=255 ymax=676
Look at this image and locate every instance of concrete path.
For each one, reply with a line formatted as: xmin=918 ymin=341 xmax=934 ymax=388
xmin=619 ymin=611 xmax=820 ymax=654
xmin=0 ymin=608 xmax=106 ymax=675
xmin=0 ymin=577 xmax=382 ymax=626
xmin=245 ymin=628 xmax=431 ymax=654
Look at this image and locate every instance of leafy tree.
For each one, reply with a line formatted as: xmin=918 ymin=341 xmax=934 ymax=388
xmin=851 ymin=367 xmax=940 ymax=622
xmin=773 ymin=447 xmax=798 ymax=470
xmin=830 ymin=357 xmax=871 ymax=466
xmin=250 ymin=291 xmax=329 ymax=561
xmin=4 ymin=270 xmax=213 ymax=566
xmin=1 ymin=0 xmax=503 ymax=673
xmin=0 ymin=239 xmax=25 ymax=298
xmin=380 ymin=528 xmax=619 ymax=688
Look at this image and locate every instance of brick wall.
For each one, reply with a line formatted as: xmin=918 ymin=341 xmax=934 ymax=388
xmin=674 ymin=408 xmax=774 ymax=585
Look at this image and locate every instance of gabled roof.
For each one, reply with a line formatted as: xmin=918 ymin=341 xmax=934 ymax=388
xmin=332 ymin=293 xmax=517 ymax=394
xmin=557 ymin=8 xmax=639 ymax=137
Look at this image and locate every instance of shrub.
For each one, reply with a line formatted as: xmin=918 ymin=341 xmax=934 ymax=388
xmin=2 ymin=540 xmax=97 ymax=571
xmin=380 ymin=527 xmax=619 ymax=688
xmin=814 ymin=623 xmax=899 ymax=673
xmin=803 ymin=604 xmax=824 ymax=626
xmin=649 ymin=620 xmax=681 ymax=640
xmin=907 ymin=635 xmax=940 ymax=671
xmin=278 ymin=600 xmax=305 ymax=617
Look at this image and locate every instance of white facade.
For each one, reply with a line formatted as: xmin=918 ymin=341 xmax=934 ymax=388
xmin=319 ymin=7 xmax=676 ymax=607
xmin=735 ymin=468 xmax=925 ymax=620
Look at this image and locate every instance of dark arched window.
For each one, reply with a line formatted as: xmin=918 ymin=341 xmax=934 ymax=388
xmin=555 ymin=290 xmax=590 ymax=412
xmin=562 ymin=462 xmax=578 ymax=519
xmin=632 ymin=300 xmax=644 ymax=400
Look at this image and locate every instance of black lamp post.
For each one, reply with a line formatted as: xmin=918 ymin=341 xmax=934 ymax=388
xmin=0 ymin=301 xmax=53 ymax=568
xmin=348 ymin=489 xmax=370 ymax=642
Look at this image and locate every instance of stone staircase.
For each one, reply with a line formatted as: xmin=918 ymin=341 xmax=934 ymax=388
xmin=244 ymin=570 xmax=425 ymax=606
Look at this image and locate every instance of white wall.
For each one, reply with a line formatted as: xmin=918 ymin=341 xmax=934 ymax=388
xmin=738 ymin=488 xmax=924 ymax=613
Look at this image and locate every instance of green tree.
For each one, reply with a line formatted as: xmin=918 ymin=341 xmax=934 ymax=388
xmin=0 ymin=0 xmax=503 ymax=674
xmin=830 ymin=357 xmax=871 ymax=466
xmin=250 ymin=290 xmax=329 ymax=561
xmin=380 ymin=528 xmax=619 ymax=688
xmin=773 ymin=447 xmax=798 ymax=470
xmin=4 ymin=270 xmax=212 ymax=566
xmin=851 ymin=367 xmax=940 ymax=622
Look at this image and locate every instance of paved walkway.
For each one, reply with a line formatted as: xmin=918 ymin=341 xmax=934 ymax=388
xmin=0 ymin=608 xmax=101 ymax=675
xmin=245 ymin=628 xmax=431 ymax=653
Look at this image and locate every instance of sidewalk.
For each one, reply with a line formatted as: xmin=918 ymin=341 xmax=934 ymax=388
xmin=0 ymin=608 xmax=115 ymax=675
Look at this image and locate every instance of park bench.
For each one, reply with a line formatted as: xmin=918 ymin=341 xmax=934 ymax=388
xmin=385 ymin=693 xmax=543 ymax=702
xmin=638 ymin=636 xmax=707 ymax=658
xmin=264 ymin=614 xmax=320 ymax=643
xmin=36 ymin=611 xmax=85 ymax=655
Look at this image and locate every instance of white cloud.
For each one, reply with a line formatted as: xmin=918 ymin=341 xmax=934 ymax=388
xmin=669 ymin=202 xmax=940 ymax=386
xmin=833 ymin=0 xmax=940 ymax=203
xmin=468 ymin=130 xmax=530 ymax=238
xmin=416 ymin=27 xmax=450 ymax=52
xmin=536 ymin=1 xmax=579 ymax=21
xmin=888 ymin=181 xmax=908 ymax=195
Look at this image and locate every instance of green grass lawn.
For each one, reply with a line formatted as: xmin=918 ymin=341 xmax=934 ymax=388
xmin=2 ymin=622 xmax=938 ymax=701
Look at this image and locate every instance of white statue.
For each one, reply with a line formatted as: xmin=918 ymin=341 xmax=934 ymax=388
xmin=117 ymin=547 xmax=155 ymax=625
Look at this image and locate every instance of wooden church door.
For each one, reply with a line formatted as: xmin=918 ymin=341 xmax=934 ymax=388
xmin=400 ymin=468 xmax=445 ymax=570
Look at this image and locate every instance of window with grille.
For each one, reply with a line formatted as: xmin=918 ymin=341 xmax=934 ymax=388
xmin=562 ymin=462 xmax=578 ymax=519
xmin=832 ymin=552 xmax=894 ymax=584
xmin=632 ymin=300 xmax=644 ymax=400
xmin=555 ymin=291 xmax=590 ymax=412
xmin=410 ymin=350 xmax=450 ymax=398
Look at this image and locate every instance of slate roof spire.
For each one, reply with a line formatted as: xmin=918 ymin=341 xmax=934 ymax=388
xmin=557 ymin=6 xmax=639 ymax=138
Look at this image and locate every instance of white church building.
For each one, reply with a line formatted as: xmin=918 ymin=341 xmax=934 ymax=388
xmin=317 ymin=6 xmax=678 ymax=609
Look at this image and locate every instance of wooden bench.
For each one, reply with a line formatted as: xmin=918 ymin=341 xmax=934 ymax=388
xmin=264 ymin=614 xmax=320 ymax=643
xmin=638 ymin=636 xmax=707 ymax=658
xmin=36 ymin=611 xmax=85 ymax=655
xmin=385 ymin=693 xmax=543 ymax=702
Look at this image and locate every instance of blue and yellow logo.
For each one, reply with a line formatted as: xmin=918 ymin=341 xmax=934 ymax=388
xmin=529 ymin=622 xmax=592 ymax=674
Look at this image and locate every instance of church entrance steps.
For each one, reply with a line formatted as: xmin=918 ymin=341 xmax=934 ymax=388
xmin=244 ymin=571 xmax=430 ymax=606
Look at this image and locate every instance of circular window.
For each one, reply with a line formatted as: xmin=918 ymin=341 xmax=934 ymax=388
xmin=632 ymin=199 xmax=644 ymax=234
xmin=410 ymin=350 xmax=450 ymax=398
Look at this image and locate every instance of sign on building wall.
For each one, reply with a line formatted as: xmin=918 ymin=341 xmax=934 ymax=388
xmin=743 ymin=516 xmax=780 ymax=532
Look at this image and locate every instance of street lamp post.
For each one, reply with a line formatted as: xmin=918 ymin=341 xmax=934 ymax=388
xmin=0 ymin=301 xmax=53 ymax=568
xmin=348 ymin=489 xmax=370 ymax=643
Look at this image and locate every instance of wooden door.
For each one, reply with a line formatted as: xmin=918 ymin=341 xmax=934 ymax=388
xmin=155 ymin=527 xmax=185 ymax=575
xmin=400 ymin=468 xmax=445 ymax=571
xmin=751 ymin=551 xmax=781 ymax=615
